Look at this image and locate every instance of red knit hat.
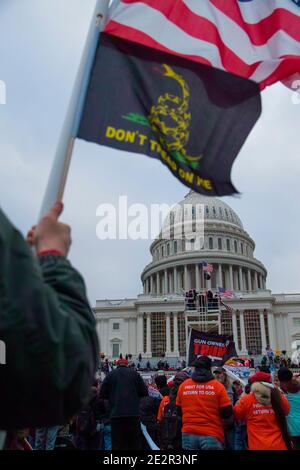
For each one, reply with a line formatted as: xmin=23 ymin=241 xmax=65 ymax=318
xmin=249 ymin=372 xmax=272 ymax=384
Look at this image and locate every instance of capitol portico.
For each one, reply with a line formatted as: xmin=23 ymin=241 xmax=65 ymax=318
xmin=94 ymin=192 xmax=300 ymax=361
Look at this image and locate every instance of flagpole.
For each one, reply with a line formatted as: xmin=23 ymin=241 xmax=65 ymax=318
xmin=39 ymin=0 xmax=110 ymax=219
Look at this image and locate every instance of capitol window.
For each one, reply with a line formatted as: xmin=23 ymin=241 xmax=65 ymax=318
xmin=209 ymin=237 xmax=214 ymax=249
xmin=206 ymin=206 xmax=209 ymax=215
xmin=161 ymin=246 xmax=164 ymax=257
xmin=218 ymin=238 xmax=222 ymax=250
xmin=112 ymin=343 xmax=120 ymax=358
xmin=113 ymin=323 xmax=120 ymax=330
xmin=226 ymin=239 xmax=230 ymax=251
xmin=241 ymin=243 xmax=244 ymax=254
xmin=174 ymin=241 xmax=177 ymax=253
xmin=213 ymin=206 xmax=216 ymax=216
xmin=167 ymin=243 xmax=170 ymax=256
xmin=234 ymin=240 xmax=238 ymax=253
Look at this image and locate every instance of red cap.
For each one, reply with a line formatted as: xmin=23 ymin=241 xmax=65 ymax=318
xmin=249 ymin=372 xmax=272 ymax=384
xmin=116 ymin=358 xmax=129 ymax=366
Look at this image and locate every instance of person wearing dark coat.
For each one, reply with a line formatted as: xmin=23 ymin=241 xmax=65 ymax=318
xmin=139 ymin=387 xmax=162 ymax=447
xmin=99 ymin=358 xmax=148 ymax=450
xmin=0 ymin=202 xmax=98 ymax=439
xmin=155 ymin=375 xmax=170 ymax=397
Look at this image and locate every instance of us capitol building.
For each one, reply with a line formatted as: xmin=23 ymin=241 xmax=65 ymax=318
xmin=94 ymin=191 xmax=300 ymax=361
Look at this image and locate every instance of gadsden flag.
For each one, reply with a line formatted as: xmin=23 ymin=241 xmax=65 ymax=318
xmin=78 ymin=33 xmax=261 ymax=196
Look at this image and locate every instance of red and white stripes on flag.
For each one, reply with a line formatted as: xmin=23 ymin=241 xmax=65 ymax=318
xmin=203 ymin=262 xmax=213 ymax=273
xmin=105 ymin=0 xmax=300 ymax=89
xmin=218 ymin=287 xmax=234 ymax=298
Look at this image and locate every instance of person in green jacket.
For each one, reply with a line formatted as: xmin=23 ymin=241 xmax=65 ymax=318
xmin=0 ymin=201 xmax=99 ymax=433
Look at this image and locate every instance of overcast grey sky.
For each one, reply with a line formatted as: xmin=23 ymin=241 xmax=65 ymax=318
xmin=1 ymin=0 xmax=299 ymax=305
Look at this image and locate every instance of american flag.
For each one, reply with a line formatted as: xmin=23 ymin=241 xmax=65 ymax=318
xmin=105 ymin=0 xmax=300 ymax=89
xmin=218 ymin=287 xmax=233 ymax=298
xmin=202 ymin=262 xmax=213 ymax=273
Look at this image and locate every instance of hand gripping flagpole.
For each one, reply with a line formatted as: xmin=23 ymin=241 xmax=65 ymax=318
xmin=39 ymin=0 xmax=110 ymax=219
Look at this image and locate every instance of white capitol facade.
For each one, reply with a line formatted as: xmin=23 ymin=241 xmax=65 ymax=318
xmin=94 ymin=191 xmax=300 ymax=360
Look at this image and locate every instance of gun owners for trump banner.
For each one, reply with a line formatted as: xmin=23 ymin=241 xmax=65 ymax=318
xmin=188 ymin=329 xmax=237 ymax=366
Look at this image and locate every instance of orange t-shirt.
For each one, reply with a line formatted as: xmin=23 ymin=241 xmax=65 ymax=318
xmin=234 ymin=392 xmax=290 ymax=450
xmin=157 ymin=396 xmax=170 ymax=422
xmin=176 ymin=378 xmax=232 ymax=442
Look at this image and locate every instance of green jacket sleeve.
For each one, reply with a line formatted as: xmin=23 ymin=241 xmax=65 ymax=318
xmin=0 ymin=208 xmax=99 ymax=430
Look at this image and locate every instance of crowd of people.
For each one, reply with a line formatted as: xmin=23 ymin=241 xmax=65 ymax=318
xmin=3 ymin=356 xmax=300 ymax=451
xmin=1 ymin=202 xmax=300 ymax=452
xmin=100 ymin=355 xmax=187 ymax=374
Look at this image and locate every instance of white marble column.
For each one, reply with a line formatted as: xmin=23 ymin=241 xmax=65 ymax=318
xmin=258 ymin=273 xmax=262 ymax=290
xmin=247 ymin=269 xmax=252 ymax=291
xmin=137 ymin=314 xmax=144 ymax=354
xmin=168 ymin=271 xmax=172 ymax=293
xmin=277 ymin=313 xmax=287 ymax=352
xmin=184 ymin=265 xmax=188 ymax=291
xmin=239 ymin=267 xmax=243 ymax=291
xmin=218 ymin=264 xmax=222 ymax=288
xmin=173 ymin=267 xmax=178 ymax=294
xmin=283 ymin=314 xmax=290 ymax=354
xmin=150 ymin=275 xmax=154 ymax=294
xmin=232 ymin=310 xmax=239 ymax=351
xmin=254 ymin=271 xmax=258 ymax=291
xmin=259 ymin=310 xmax=267 ymax=353
xmin=267 ymin=311 xmax=276 ymax=350
xmin=123 ymin=318 xmax=129 ymax=356
xmin=146 ymin=312 xmax=152 ymax=357
xmin=239 ymin=311 xmax=248 ymax=354
xmin=166 ymin=312 xmax=171 ymax=355
xmin=195 ymin=264 xmax=200 ymax=290
xmin=156 ymin=272 xmax=160 ymax=295
xmin=103 ymin=319 xmax=109 ymax=356
xmin=173 ymin=312 xmax=179 ymax=356
xmin=164 ymin=269 xmax=168 ymax=294
xmin=229 ymin=265 xmax=234 ymax=290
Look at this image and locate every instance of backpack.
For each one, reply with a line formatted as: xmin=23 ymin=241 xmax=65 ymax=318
xmin=160 ymin=402 xmax=182 ymax=450
xmin=76 ymin=408 xmax=97 ymax=437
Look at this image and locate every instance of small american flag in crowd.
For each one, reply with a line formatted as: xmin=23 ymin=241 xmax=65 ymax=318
xmin=218 ymin=287 xmax=233 ymax=298
xmin=202 ymin=262 xmax=213 ymax=273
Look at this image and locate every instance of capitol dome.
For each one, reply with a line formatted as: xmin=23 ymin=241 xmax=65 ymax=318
xmin=141 ymin=191 xmax=267 ymax=295
xmin=176 ymin=190 xmax=244 ymax=229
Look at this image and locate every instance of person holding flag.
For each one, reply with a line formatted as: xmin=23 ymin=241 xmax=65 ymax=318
xmin=0 ymin=203 xmax=99 ymax=435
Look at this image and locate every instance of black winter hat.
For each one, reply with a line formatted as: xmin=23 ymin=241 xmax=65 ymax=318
xmin=278 ymin=367 xmax=293 ymax=382
xmin=193 ymin=355 xmax=212 ymax=371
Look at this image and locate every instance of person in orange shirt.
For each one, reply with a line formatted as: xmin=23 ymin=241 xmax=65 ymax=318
xmin=157 ymin=395 xmax=170 ymax=423
xmin=176 ymin=356 xmax=234 ymax=450
xmin=234 ymin=371 xmax=292 ymax=450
